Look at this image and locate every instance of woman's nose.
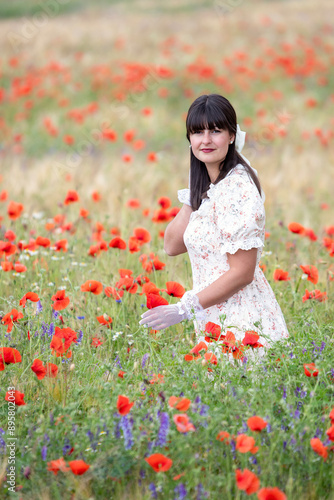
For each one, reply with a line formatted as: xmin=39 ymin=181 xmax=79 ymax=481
xmin=202 ymin=130 xmax=212 ymax=143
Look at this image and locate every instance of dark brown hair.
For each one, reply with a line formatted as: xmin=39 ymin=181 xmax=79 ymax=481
xmin=186 ymin=94 xmax=262 ymax=210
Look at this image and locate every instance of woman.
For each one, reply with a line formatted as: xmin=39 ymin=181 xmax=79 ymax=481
xmin=139 ymin=94 xmax=289 ymax=357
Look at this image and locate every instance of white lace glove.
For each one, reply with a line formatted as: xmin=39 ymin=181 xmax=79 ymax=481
xmin=139 ymin=290 xmax=206 ymax=330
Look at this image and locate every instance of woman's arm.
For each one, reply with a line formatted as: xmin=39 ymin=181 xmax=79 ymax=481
xmin=196 ymin=247 xmax=258 ymax=308
xmin=164 ymin=204 xmax=193 ymax=256
xmin=139 ymin=247 xmax=259 ymax=330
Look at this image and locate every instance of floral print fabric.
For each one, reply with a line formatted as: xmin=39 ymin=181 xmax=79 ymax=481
xmin=179 ymin=164 xmax=289 ymax=350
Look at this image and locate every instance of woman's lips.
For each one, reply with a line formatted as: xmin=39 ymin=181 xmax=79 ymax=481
xmin=201 ymin=149 xmax=215 ymax=152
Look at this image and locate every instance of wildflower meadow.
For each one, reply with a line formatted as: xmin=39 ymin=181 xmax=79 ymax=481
xmin=0 ymin=1 xmax=334 ymax=499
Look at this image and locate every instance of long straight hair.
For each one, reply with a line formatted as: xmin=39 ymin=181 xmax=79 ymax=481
xmin=186 ymin=94 xmax=262 ymax=211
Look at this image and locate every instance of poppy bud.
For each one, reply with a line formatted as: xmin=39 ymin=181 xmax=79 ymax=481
xmin=133 ymin=361 xmax=138 ymax=370
xmin=70 ymin=363 xmax=75 ymax=371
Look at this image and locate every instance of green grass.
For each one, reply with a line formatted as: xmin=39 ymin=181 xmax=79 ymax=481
xmin=1 ymin=1 xmax=334 ymax=498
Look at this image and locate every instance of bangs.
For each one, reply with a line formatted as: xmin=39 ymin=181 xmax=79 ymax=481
xmin=186 ymin=99 xmax=230 ymax=135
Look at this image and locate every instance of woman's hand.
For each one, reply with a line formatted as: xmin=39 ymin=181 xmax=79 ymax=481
xmin=139 ymin=304 xmax=187 ymax=330
xmin=139 ymin=291 xmax=206 ymax=330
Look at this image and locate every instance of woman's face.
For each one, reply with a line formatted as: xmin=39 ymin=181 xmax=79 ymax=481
xmin=189 ymin=126 xmax=234 ymax=175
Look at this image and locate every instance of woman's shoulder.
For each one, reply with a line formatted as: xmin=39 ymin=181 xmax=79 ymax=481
xmin=208 ymin=163 xmax=265 ymax=203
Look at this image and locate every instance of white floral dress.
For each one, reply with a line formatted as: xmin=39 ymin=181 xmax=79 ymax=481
xmin=178 ymin=164 xmax=289 ymax=352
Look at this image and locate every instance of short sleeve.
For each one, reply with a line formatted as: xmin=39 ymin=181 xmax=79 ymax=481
xmin=177 ymin=188 xmax=191 ymax=206
xmin=212 ymin=173 xmax=265 ymax=255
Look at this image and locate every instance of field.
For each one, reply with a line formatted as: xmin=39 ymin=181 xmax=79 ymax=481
xmin=0 ymin=0 xmax=334 ymax=498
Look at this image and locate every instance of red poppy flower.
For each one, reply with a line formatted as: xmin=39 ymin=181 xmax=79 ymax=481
xmin=7 ymin=200 xmax=24 ymax=220
xmin=158 ymin=196 xmax=171 ymax=209
xmin=140 ymin=282 xmax=160 ymax=296
xmin=115 ymin=277 xmax=138 ymax=294
xmin=184 ymin=353 xmax=201 ymax=362
xmin=126 ymin=198 xmax=140 ymax=209
xmin=19 ymin=291 xmax=40 ymax=308
xmin=96 ymin=315 xmax=112 ymax=330
xmin=242 ymin=331 xmax=263 ymax=348
xmin=1 ymin=261 xmax=13 ymax=271
xmin=91 ymin=337 xmax=103 ymax=347
xmin=302 ymin=289 xmax=327 ymax=303
xmin=92 ymin=191 xmax=101 ymax=202
xmin=52 ymin=239 xmax=68 ymax=252
xmin=288 ymin=222 xmax=305 ymax=235
xmin=14 ymin=262 xmax=27 ymax=273
xmin=0 ymin=190 xmax=8 ymax=201
xmin=173 ymin=414 xmax=195 ymax=433
xmin=190 ymin=342 xmax=208 ymax=355
xmin=147 ymin=293 xmax=169 ymax=309
xmin=105 ymin=286 xmax=124 ymax=300
xmin=236 ymin=468 xmax=260 ymax=495
xmin=69 ymin=460 xmax=90 ymax=475
xmin=117 ymin=395 xmax=134 ymax=416
xmin=36 ymin=236 xmax=51 ymax=247
xmin=204 ymin=352 xmax=218 ymax=365
xmin=109 ymin=237 xmax=127 ymax=250
xmin=51 ymin=290 xmax=70 ymax=311
xmin=147 ymin=152 xmax=157 ymax=162
xmin=133 ymin=227 xmax=151 ymax=245
xmin=152 ymin=208 xmax=171 ymax=223
xmin=46 ymin=363 xmax=58 ymax=378
xmin=164 ymin=281 xmax=185 ymax=298
xmin=329 ymin=407 xmax=334 ymax=423
xmin=51 ymin=327 xmax=77 ymax=356
xmin=0 ymin=241 xmax=17 ymax=258
xmin=0 ymin=347 xmax=22 ymax=372
xmin=168 ymin=397 xmax=191 ymax=412
xmin=1 ymin=309 xmax=24 ymax=333
xmin=304 ymin=363 xmax=319 ymax=377
xmin=304 ymin=228 xmax=317 ymax=241
xmin=124 ymin=129 xmax=135 ymax=142
xmin=216 ymin=431 xmax=230 ymax=443
xmin=145 ymin=453 xmax=173 ymax=473
xmin=81 ymin=280 xmax=103 ymax=295
xmin=5 ymin=390 xmax=25 ymax=406
xmin=257 ymin=487 xmax=287 ymax=500
xmin=128 ymin=236 xmax=140 ymax=253
xmin=4 ymin=230 xmax=16 ymax=241
xmin=300 ymin=265 xmax=318 ymax=284
xmin=31 ymin=359 xmax=47 ymax=380
xmin=102 ymin=128 xmax=117 ymax=141
xmin=64 ymin=190 xmax=79 ymax=205
xmin=204 ymin=322 xmax=224 ymax=342
xmin=236 ymin=434 xmax=258 ymax=454
xmin=80 ymin=208 xmax=89 ymax=218
xmin=326 ymin=425 xmax=334 ymax=441
xmin=118 ymin=370 xmax=125 ymax=378
xmin=310 ymin=438 xmax=328 ymax=461
xmin=247 ymin=416 xmax=267 ymax=432
xmin=47 ymin=457 xmax=69 ymax=475
xmin=273 ymin=269 xmax=290 ymax=281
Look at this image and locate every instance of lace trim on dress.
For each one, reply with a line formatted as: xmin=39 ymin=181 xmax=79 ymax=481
xmin=177 ymin=290 xmax=206 ymax=321
xmin=220 ymin=237 xmax=264 ymax=256
xmin=177 ymin=188 xmax=191 ymax=206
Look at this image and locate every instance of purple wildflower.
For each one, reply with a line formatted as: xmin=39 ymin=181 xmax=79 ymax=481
xmin=41 ymin=445 xmax=47 ymax=461
xmin=120 ymin=415 xmax=134 ymax=450
xmin=149 ymin=483 xmax=158 ymax=499
xmin=174 ymin=483 xmax=187 ymax=500
xmin=76 ymin=330 xmax=84 ymax=344
xmin=155 ymin=412 xmax=169 ymax=447
xmin=36 ymin=300 xmax=43 ymax=314
xmin=142 ymin=353 xmax=149 ymax=369
xmin=196 ymin=483 xmax=209 ymax=499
